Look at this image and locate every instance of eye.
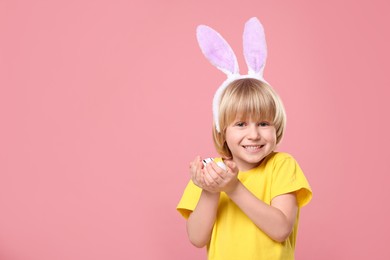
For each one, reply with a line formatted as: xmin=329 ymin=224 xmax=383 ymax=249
xmin=234 ymin=121 xmax=246 ymax=127
xmin=258 ymin=121 xmax=270 ymax=127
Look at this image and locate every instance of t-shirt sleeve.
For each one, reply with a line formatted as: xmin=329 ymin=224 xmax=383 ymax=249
xmin=271 ymin=154 xmax=312 ymax=207
xmin=176 ymin=180 xmax=202 ymax=219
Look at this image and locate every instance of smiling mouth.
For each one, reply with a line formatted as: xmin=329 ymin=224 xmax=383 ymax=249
xmin=243 ymin=145 xmax=265 ymax=151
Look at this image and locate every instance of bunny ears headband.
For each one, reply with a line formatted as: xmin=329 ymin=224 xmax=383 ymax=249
xmin=197 ymin=17 xmax=268 ymax=132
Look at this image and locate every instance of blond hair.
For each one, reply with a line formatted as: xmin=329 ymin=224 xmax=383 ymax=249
xmin=212 ymin=78 xmax=286 ymax=158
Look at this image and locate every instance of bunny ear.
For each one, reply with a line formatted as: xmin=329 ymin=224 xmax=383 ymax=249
xmin=243 ymin=17 xmax=267 ymax=76
xmin=197 ymin=25 xmax=239 ymax=75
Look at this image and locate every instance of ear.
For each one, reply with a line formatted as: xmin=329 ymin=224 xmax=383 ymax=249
xmin=197 ymin=25 xmax=239 ymax=75
xmin=243 ymin=17 xmax=267 ymax=76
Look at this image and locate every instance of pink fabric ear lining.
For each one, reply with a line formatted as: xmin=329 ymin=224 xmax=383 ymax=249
xmin=243 ymin=17 xmax=267 ymax=75
xmin=196 ymin=25 xmax=239 ymax=75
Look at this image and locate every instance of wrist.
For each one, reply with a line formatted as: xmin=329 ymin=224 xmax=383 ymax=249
xmin=225 ymin=180 xmax=241 ymax=197
xmin=202 ymin=189 xmax=221 ymax=197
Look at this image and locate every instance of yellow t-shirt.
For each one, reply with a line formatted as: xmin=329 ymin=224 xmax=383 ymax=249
xmin=177 ymin=152 xmax=312 ymax=260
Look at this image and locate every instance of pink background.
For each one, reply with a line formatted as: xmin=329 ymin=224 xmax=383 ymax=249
xmin=1 ymin=0 xmax=389 ymax=259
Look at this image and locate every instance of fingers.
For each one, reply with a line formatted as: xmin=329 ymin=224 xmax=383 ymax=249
xmin=190 ymin=156 xmax=205 ymax=188
xmin=223 ymin=159 xmax=238 ymax=176
xmin=203 ymin=161 xmax=226 ymax=186
xmin=189 ymin=157 xmax=237 ymax=193
xmin=203 ymin=170 xmax=220 ymax=186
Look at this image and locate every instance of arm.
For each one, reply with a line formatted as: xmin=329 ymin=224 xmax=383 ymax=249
xmin=203 ymin=160 xmax=298 ymax=243
xmin=186 ymin=156 xmax=220 ymax=248
xmin=187 ymin=190 xmax=220 ymax=247
xmin=226 ymin=183 xmax=298 ymax=242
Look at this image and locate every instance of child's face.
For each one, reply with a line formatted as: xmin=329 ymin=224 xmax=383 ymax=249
xmin=225 ymin=116 xmax=276 ymax=171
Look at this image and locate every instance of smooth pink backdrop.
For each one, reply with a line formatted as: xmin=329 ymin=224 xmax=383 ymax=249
xmin=1 ymin=0 xmax=389 ymax=259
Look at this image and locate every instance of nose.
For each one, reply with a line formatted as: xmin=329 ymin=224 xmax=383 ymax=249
xmin=247 ymin=124 xmax=261 ymax=140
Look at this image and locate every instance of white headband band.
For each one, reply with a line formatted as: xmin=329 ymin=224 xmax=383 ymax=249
xmin=196 ymin=17 xmax=268 ymax=132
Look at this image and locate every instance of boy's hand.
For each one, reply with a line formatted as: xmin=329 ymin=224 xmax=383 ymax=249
xmin=202 ymin=160 xmax=239 ymax=194
xmin=189 ymin=156 xmax=207 ymax=189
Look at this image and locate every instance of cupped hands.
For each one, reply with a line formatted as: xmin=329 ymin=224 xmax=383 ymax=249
xmin=189 ymin=156 xmax=239 ymax=194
